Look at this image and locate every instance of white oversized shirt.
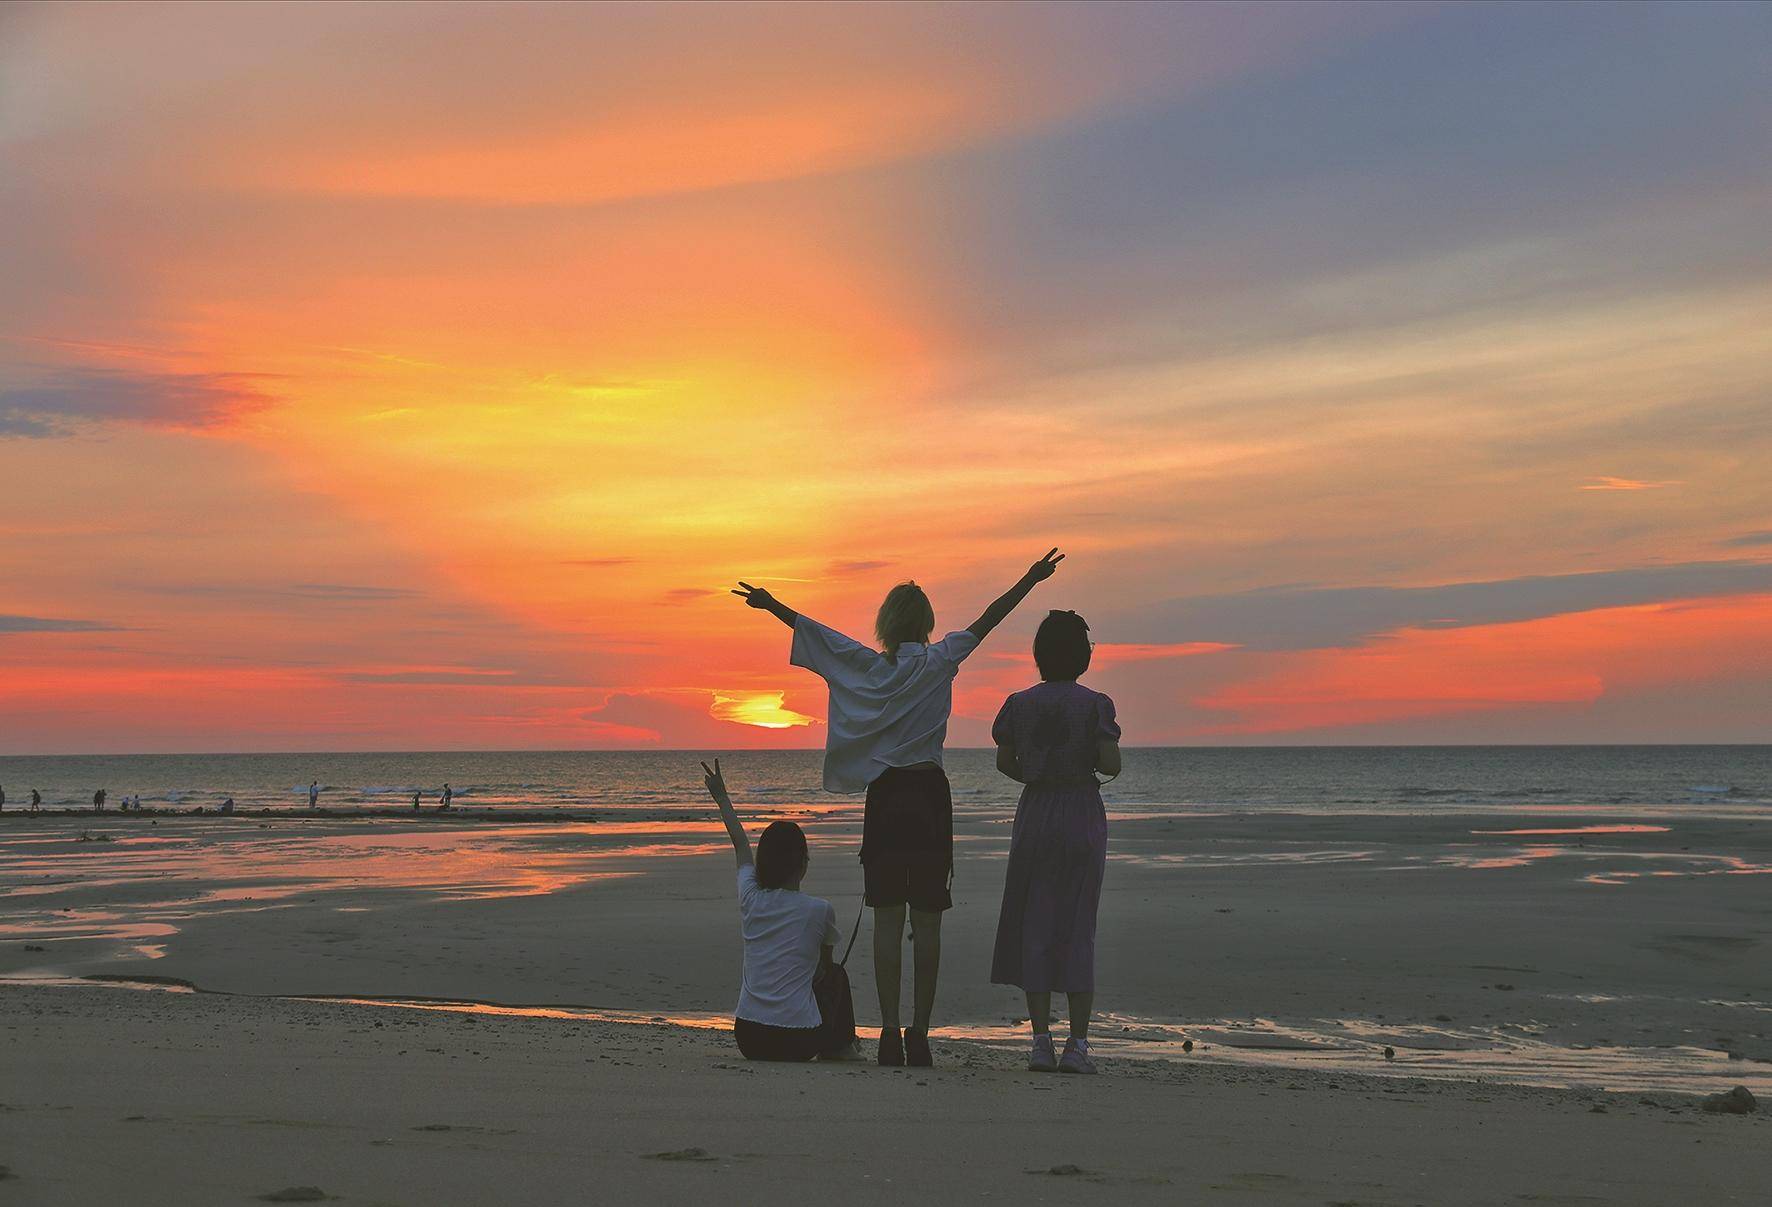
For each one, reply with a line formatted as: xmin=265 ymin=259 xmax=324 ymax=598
xmin=736 ymin=864 xmax=840 ymax=1029
xmin=790 ymin=615 xmax=981 ymax=793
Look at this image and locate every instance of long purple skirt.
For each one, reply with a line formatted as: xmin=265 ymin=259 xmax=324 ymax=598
xmin=990 ymin=783 xmax=1106 ymax=993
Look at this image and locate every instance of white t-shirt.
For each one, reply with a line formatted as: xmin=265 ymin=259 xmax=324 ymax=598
xmin=790 ymin=615 xmax=981 ymax=793
xmin=736 ymin=864 xmax=840 ymax=1029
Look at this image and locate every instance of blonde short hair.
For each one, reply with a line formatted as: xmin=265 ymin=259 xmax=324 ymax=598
xmin=875 ymin=582 xmax=935 ymax=661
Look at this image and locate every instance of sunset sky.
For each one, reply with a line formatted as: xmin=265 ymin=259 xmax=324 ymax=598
xmin=3 ymin=1 xmax=1770 ymax=753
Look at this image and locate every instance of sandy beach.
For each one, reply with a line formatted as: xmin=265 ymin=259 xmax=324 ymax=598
xmin=4 ymin=797 xmax=1769 ymax=1202
xmin=4 ymin=979 xmax=1769 ymax=1206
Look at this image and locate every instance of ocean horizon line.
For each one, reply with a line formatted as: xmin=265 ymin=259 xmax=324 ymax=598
xmin=3 ymin=741 xmax=1770 ymax=760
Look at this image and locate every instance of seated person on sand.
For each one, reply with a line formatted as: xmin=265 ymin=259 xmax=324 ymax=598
xmin=702 ymin=759 xmax=861 ymax=1062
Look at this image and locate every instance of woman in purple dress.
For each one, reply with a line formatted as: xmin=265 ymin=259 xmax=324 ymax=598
xmin=990 ymin=610 xmax=1122 ymax=1074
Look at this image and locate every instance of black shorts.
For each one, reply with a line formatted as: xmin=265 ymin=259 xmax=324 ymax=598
xmin=863 ymin=850 xmax=952 ymax=912
xmin=861 ymin=767 xmax=953 ymax=912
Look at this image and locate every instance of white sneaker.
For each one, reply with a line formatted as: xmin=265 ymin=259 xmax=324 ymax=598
xmin=1028 ymin=1033 xmax=1058 ymax=1073
xmin=1058 ymin=1036 xmax=1097 ymax=1074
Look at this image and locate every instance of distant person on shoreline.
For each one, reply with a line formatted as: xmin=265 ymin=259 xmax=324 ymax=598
xmin=733 ymin=547 xmax=1064 ymax=1068
xmin=94 ymin=788 xmax=106 ymax=812
xmin=220 ymin=797 xmax=235 ymax=815
xmin=703 ymin=759 xmax=860 ymax=1063
xmin=413 ymin=790 xmax=422 ymax=811
xmin=308 ymin=781 xmax=319 ymax=809
xmin=439 ymin=783 xmax=453 ymax=811
xmin=990 ymin=610 xmax=1121 ymax=1075
xmin=30 ymin=789 xmax=41 ymax=812
xmin=0 ymin=784 xmax=6 ymax=812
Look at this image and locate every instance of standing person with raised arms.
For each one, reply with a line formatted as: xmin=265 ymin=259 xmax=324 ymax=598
xmin=732 ymin=548 xmax=1065 ymax=1067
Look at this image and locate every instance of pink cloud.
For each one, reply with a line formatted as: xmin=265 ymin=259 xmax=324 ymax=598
xmin=1580 ymin=476 xmax=1681 ymax=491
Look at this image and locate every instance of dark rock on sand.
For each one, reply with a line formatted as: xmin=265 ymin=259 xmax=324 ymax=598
xmin=1700 ymin=1086 xmax=1757 ymax=1115
xmin=258 ymin=1188 xmax=327 ymax=1203
xmin=23 ymin=945 xmax=45 ymax=952
xmin=645 ymin=1147 xmax=716 ymax=1162
xmin=1035 ymin=1164 xmax=1088 ymax=1176
xmin=1383 ymin=1046 xmax=1395 ymax=1061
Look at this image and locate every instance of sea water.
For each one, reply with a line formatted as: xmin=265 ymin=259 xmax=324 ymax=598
xmin=2 ymin=745 xmax=1769 ymax=815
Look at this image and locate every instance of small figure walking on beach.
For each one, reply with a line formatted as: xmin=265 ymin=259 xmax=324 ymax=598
xmin=0 ymin=784 xmax=6 ymax=812
xmin=702 ymin=759 xmax=860 ymax=1063
xmin=413 ymin=790 xmax=422 ymax=811
xmin=93 ymin=788 xmax=106 ymax=812
xmin=308 ymin=781 xmax=319 ymax=809
xmin=990 ymin=610 xmax=1121 ymax=1075
xmin=439 ymin=783 xmax=453 ymax=811
xmin=735 ymin=548 xmax=1064 ymax=1068
xmin=30 ymin=789 xmax=41 ymax=812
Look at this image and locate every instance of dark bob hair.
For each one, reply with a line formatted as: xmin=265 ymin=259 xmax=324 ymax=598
xmin=1033 ymin=610 xmax=1092 ymax=682
xmin=755 ymin=820 xmax=810 ymax=889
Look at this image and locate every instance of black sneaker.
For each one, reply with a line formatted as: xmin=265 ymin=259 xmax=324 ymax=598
xmin=877 ymin=1027 xmax=904 ymax=1067
xmin=905 ymin=1027 xmax=933 ymax=1068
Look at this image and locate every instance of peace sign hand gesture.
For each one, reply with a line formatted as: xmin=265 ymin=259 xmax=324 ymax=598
xmin=731 ymin=582 xmax=776 ymax=610
xmin=731 ymin=582 xmax=797 ymax=628
xmin=1026 ymin=548 xmax=1066 ymax=583
xmin=700 ymin=758 xmax=727 ymax=798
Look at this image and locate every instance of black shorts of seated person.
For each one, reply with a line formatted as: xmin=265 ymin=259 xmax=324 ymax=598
xmin=734 ymin=964 xmax=857 ymax=1061
xmin=860 ymin=766 xmax=953 ymax=912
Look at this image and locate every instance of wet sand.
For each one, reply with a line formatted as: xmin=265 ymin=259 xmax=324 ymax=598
xmin=5 ymin=804 xmax=1769 ymax=1082
xmin=4 ymin=803 xmax=1771 ymax=1198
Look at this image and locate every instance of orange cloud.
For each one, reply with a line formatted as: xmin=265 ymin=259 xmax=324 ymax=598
xmin=1092 ymin=641 xmax=1239 ymax=665
xmin=1196 ymin=593 xmax=1772 ymax=735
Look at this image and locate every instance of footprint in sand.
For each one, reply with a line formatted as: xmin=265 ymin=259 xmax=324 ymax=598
xmin=644 ymin=1148 xmax=718 ymax=1162
xmin=258 ymin=1188 xmax=328 ymax=1203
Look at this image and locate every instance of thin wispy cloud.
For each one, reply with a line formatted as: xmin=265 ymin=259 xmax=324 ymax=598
xmin=0 ymin=614 xmax=118 ymax=635
xmin=827 ymin=559 xmax=893 ymax=577
xmin=1580 ymin=477 xmax=1682 ymax=492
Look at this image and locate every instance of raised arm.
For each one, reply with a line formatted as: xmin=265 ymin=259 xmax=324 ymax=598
xmin=731 ymin=582 xmax=798 ymax=629
xmin=701 ymin=759 xmax=752 ymax=867
xmin=968 ymin=548 xmax=1065 ymax=641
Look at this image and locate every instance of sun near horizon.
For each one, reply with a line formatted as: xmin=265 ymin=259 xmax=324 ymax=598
xmin=3 ymin=1 xmax=1770 ymax=755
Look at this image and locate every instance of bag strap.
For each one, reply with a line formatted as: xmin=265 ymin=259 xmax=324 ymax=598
xmin=839 ymin=897 xmax=865 ymax=967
